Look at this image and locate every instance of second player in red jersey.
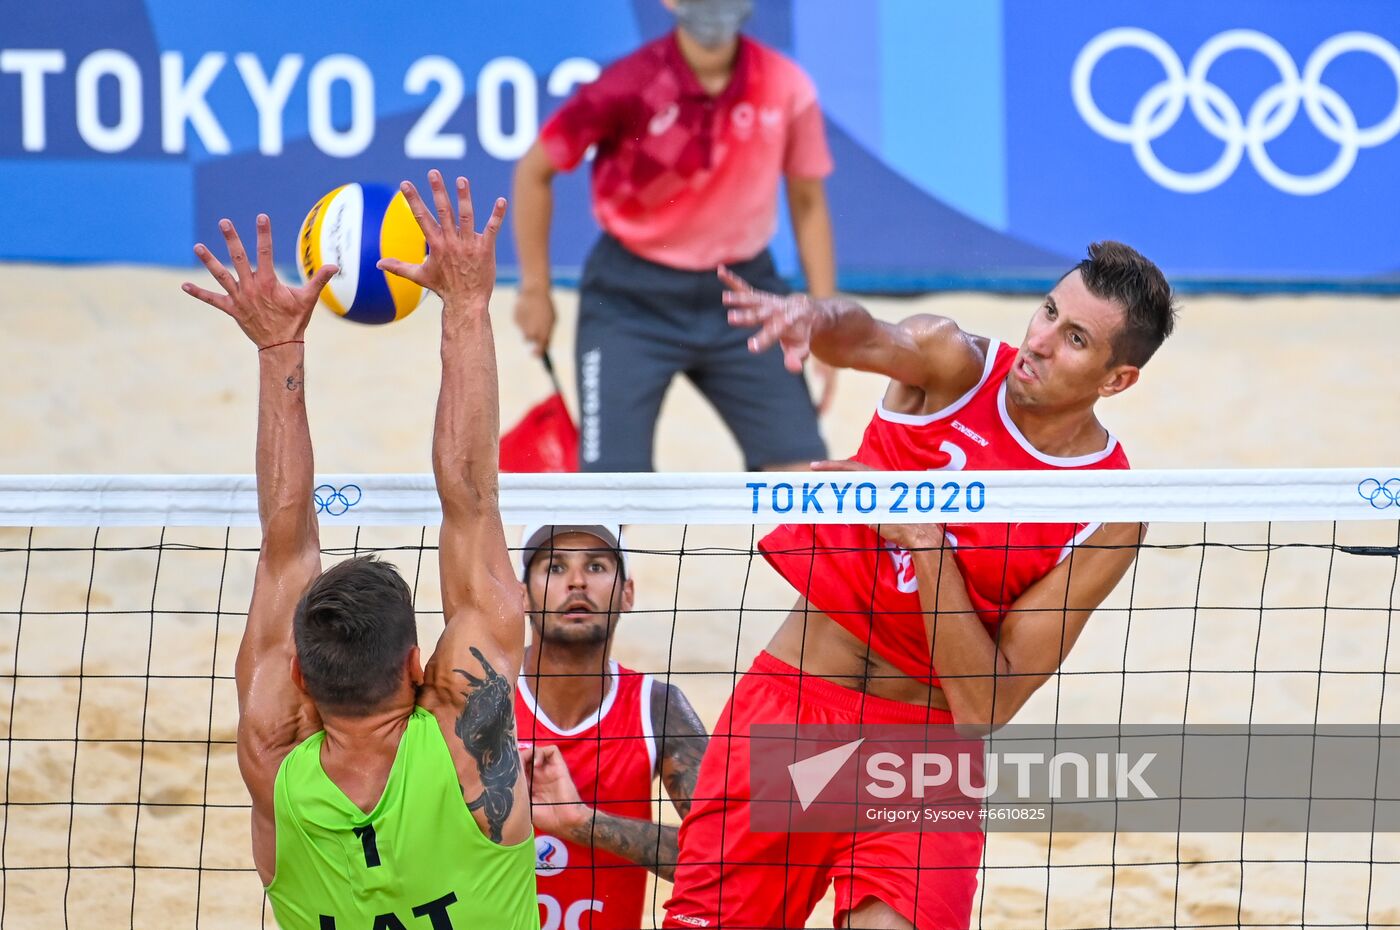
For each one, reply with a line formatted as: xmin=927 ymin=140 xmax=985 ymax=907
xmin=516 ymin=525 xmax=708 ymax=930
xmin=761 ymin=338 xmax=1130 ymax=686
xmin=665 ymin=242 xmax=1178 ymax=930
xmin=518 ymin=663 xmax=657 ymax=930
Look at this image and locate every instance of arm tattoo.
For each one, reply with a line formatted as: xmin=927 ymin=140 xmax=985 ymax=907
xmin=454 ymin=646 xmax=520 ymax=843
xmin=652 ymin=682 xmax=709 ymax=819
xmin=285 ymin=363 xmax=304 ymax=392
xmin=575 ymin=812 xmax=680 ymax=882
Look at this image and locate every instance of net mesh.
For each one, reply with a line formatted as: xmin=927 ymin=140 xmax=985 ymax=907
xmin=2 ymin=472 xmax=1399 ymax=929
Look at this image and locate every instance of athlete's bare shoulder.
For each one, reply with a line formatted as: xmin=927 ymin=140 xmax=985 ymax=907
xmin=884 ymin=313 xmax=994 ymax=416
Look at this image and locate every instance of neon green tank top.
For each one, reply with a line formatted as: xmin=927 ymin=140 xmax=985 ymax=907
xmin=268 ymin=705 xmax=538 ymax=930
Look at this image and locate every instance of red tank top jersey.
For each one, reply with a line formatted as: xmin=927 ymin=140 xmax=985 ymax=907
xmin=516 ymin=662 xmax=658 ymax=930
xmin=759 ymin=340 xmax=1130 ymax=686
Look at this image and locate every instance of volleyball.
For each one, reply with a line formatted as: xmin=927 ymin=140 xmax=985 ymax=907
xmin=297 ymin=182 xmax=427 ymax=325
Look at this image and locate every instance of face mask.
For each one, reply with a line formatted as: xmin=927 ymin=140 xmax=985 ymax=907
xmin=674 ymin=0 xmax=753 ymax=50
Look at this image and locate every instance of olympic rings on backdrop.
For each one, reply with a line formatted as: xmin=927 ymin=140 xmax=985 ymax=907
xmin=1072 ymin=27 xmax=1400 ymax=195
xmin=1358 ymin=478 xmax=1400 ymax=509
xmin=314 ymin=484 xmax=363 ymax=516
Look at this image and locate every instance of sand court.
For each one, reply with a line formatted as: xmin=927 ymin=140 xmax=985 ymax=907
xmin=3 ymin=262 xmax=1399 ymax=927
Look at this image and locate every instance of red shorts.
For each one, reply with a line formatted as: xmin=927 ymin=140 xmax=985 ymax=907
xmin=663 ymin=651 xmax=984 ymax=929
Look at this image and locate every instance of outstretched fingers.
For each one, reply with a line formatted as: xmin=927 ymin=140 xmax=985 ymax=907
xmin=297 ymin=263 xmax=339 ymax=302
xmin=427 ymin=169 xmax=456 ymax=233
xmin=748 ymin=309 xmax=792 ymax=354
xmin=717 ymin=264 xmax=753 ymax=294
xmin=726 ymin=304 xmax=768 ymax=328
xmin=782 ymin=343 xmax=809 ymax=373
xmin=398 ymin=180 xmax=441 ymax=242
xmin=481 ymin=196 xmax=507 ymax=245
xmin=455 ymin=176 xmax=474 ymax=233
xmin=181 ymin=280 xmax=233 ymax=315
xmin=254 ymin=214 xmax=274 ymax=275
xmin=377 ymin=256 xmax=426 ymax=285
xmin=219 ymin=219 xmax=254 ymax=281
xmin=193 ymin=243 xmax=238 ymax=296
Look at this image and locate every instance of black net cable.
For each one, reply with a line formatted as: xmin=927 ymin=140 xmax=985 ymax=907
xmin=1170 ymin=524 xmax=1210 ymax=929
xmin=128 ymin=526 xmax=167 ymax=929
xmin=1364 ymin=521 xmax=1400 ymax=929
xmin=193 ymin=527 xmax=232 ymax=928
xmin=1298 ymin=524 xmax=1341 ymax=924
xmin=1108 ymin=525 xmax=1147 ymax=928
xmin=1 ymin=528 xmax=33 ymax=930
xmin=61 ymin=527 xmax=99 ymax=928
xmin=3 ymin=520 xmax=1399 ymax=928
xmin=1234 ymin=519 xmax=1274 ymax=929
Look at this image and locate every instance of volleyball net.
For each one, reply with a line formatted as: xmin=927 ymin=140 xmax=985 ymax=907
xmin=1 ymin=469 xmax=1398 ymax=929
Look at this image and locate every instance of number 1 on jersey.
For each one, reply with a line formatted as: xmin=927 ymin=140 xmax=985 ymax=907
xmin=352 ymin=824 xmax=382 ymax=868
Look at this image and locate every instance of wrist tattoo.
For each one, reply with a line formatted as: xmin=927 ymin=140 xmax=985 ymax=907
xmin=285 ymin=364 xmax=304 ymax=392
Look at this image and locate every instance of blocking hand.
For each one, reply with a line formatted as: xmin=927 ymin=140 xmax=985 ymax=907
xmin=182 ymin=214 xmax=337 ymax=349
xmin=378 ymin=169 xmax=507 ymax=309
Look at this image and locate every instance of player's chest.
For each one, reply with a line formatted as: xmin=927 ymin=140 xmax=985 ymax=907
xmin=867 ymin=410 xmax=1029 ymax=474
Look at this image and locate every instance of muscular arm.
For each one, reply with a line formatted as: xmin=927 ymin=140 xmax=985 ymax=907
xmin=722 ymin=266 xmax=984 ymax=395
xmin=235 ymin=343 xmax=324 ymax=879
xmin=570 ymin=809 xmax=680 ymax=882
xmin=808 ymin=310 xmax=982 ymax=391
xmin=429 ymin=296 xmax=527 ymax=845
xmin=903 ymin=522 xmax=1144 ymax=728
xmin=236 ymin=342 xmax=323 ymax=772
xmin=583 ymin=681 xmax=708 ymax=880
xmin=182 ymin=214 xmax=335 ymax=885
xmin=652 ymin=680 xmax=708 ymax=820
xmin=387 ymin=174 xmax=530 ymax=846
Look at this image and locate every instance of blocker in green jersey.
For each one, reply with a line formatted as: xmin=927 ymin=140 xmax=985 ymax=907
xmin=182 ymin=170 xmax=537 ymax=929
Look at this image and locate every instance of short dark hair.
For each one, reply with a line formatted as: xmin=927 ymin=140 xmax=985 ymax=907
xmin=1073 ymin=241 xmax=1177 ymax=367
xmin=292 ymin=555 xmax=417 ymax=715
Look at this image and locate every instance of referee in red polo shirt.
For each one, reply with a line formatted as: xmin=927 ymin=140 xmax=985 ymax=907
xmin=512 ymin=0 xmax=836 ymax=472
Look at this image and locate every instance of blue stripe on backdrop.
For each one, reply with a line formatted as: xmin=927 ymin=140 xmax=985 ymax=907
xmin=1 ymin=0 xmax=1397 ymax=291
xmin=0 ymin=160 xmax=193 ymax=264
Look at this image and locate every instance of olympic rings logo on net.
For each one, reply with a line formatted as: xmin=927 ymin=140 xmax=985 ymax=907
xmin=1358 ymin=478 xmax=1400 ymax=510
xmin=1071 ymin=28 xmax=1400 ymax=195
xmin=314 ymin=483 xmax=363 ymax=516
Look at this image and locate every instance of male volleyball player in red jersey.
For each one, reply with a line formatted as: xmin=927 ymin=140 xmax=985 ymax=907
xmin=662 ymin=241 xmax=1177 ymax=929
xmin=514 ymin=524 xmax=708 ymax=930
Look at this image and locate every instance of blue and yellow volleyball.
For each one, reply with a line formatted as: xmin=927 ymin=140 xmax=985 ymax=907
xmin=297 ymin=182 xmax=427 ymax=325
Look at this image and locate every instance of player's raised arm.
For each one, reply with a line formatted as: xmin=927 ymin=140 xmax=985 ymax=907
xmin=379 ymin=170 xmax=529 ymax=845
xmin=720 ymin=266 xmax=977 ymax=392
xmin=181 ymin=214 xmax=337 ymax=878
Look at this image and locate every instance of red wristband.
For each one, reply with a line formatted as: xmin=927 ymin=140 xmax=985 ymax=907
xmin=258 ymin=339 xmax=305 ymax=352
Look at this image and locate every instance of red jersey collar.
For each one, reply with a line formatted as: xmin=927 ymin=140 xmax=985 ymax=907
xmin=664 ymin=30 xmax=753 ymax=104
